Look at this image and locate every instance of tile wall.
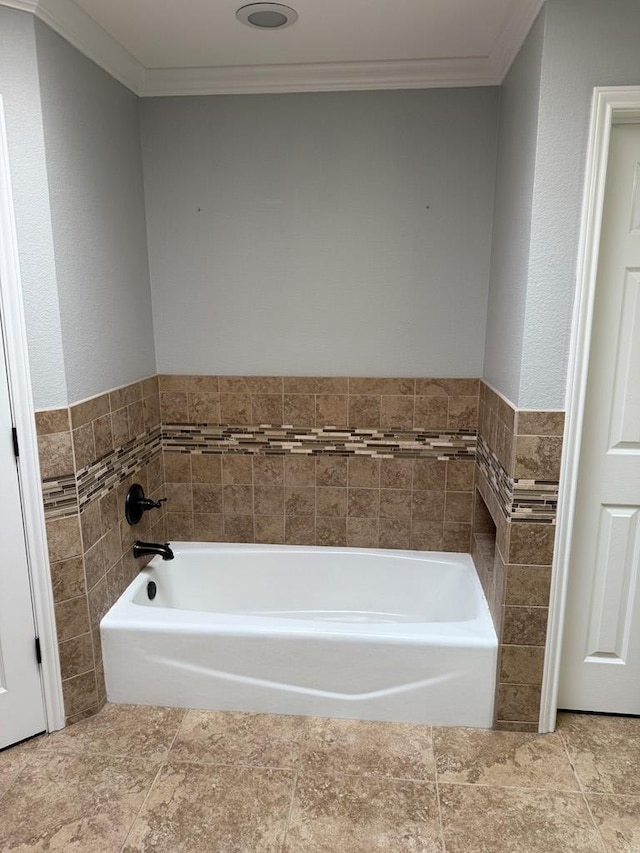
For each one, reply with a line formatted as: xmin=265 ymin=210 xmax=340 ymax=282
xmin=36 ymin=377 xmax=165 ymax=723
xmin=159 ymin=376 xmax=479 ymax=551
xmin=37 ymin=373 xmax=564 ymax=730
xmin=474 ymin=381 xmax=564 ymax=731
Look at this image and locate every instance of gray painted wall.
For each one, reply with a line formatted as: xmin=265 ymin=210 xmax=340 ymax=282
xmin=35 ymin=20 xmax=156 ymax=404
xmin=0 ymin=7 xmax=66 ymax=408
xmin=141 ymin=89 xmax=499 ymax=377
xmin=520 ymin=0 xmax=640 ymax=408
xmin=483 ymin=11 xmax=544 ymax=406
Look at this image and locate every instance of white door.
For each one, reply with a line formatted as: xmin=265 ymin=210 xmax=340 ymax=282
xmin=0 ymin=308 xmax=46 ymax=748
xmin=559 ymin=122 xmax=640 ymax=713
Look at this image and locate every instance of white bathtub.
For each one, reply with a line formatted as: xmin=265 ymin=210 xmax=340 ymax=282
xmin=101 ymin=543 xmax=498 ymax=727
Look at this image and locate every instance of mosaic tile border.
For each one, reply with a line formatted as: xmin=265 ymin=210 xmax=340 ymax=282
xmin=477 ymin=435 xmax=559 ymax=524
xmin=42 ymin=428 xmax=162 ymax=519
xmin=161 ymin=423 xmax=477 ymax=460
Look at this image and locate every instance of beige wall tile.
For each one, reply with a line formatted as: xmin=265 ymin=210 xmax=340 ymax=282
xmin=517 ymin=411 xmax=565 ymax=436
xmin=253 ymin=456 xmax=284 ymax=485
xmin=255 ymin=515 xmax=285 ymax=544
xmin=514 ymin=435 xmax=563 ymax=481
xmin=448 ymin=396 xmax=479 ymax=430
xmin=346 ymin=518 xmax=378 ymax=548
xmin=109 ymin=380 xmax=142 ymax=411
xmin=35 ymin=408 xmax=69 ymax=435
xmin=316 ymin=487 xmax=347 ymax=517
xmin=316 ymin=456 xmax=347 ymax=487
xmin=412 ymin=490 xmax=445 ymax=521
xmin=160 ymin=391 xmax=188 ymax=422
xmin=72 ymin=423 xmax=96 ymax=470
xmin=446 ymin=459 xmax=475 ymax=491
xmin=252 ymin=394 xmax=283 ymax=424
xmin=70 ymin=394 xmax=109 ymax=429
xmin=165 ymin=482 xmax=193 ymax=513
xmin=50 ymin=557 xmax=85 ymax=602
xmin=316 ymin=517 xmax=347 ymax=546
xmin=83 ymin=540 xmax=105 ymax=591
xmin=414 ymin=396 xmax=448 ymax=429
xmin=38 ymin=432 xmax=74 ymax=478
xmin=505 ymin=565 xmax=552 ymax=607
xmin=254 ymin=485 xmax=284 ymax=516
xmin=283 ymin=394 xmax=315 ymax=426
xmin=223 ymin=455 xmax=253 ymax=484
xmin=285 ymin=486 xmax=316 ymax=517
xmin=166 ymin=512 xmax=194 ymax=540
xmin=286 ymin=516 xmax=315 ymax=545
xmin=111 ymin=406 xmax=129 ymax=446
xmin=348 ymin=395 xmax=381 ymax=427
xmin=379 ymin=518 xmax=411 ymax=549
xmin=220 ymin=376 xmax=282 ymax=394
xmin=191 ymin=454 xmax=222 ymax=483
xmin=380 ymin=396 xmax=414 ymax=429
xmin=55 ymin=596 xmax=90 ymax=642
xmin=193 ymin=513 xmax=224 ymax=542
xmin=46 ymin=515 xmax=82 ymax=563
xmin=379 ymin=489 xmax=411 ymax=519
xmin=192 ymin=483 xmax=223 ymax=514
xmin=502 ymin=606 xmax=549 ymax=646
xmin=92 ymin=414 xmax=113 ymax=459
xmin=347 ymin=488 xmax=379 ymax=518
xmin=413 ymin=459 xmax=446 ymax=491
xmin=445 ymin=491 xmax=473 ymax=524
xmin=500 ymin=645 xmax=545 ymax=685
xmin=410 ymin=520 xmax=443 ymax=550
xmin=80 ymin=501 xmax=103 ymax=551
xmin=61 ymin=670 xmax=98 ymax=717
xmin=284 ymin=456 xmax=315 ymax=486
xmin=283 ymin=377 xmax=347 ymax=394
xmin=224 ymin=485 xmax=254 ymax=515
xmin=348 ymin=378 xmax=415 ymax=395
xmin=143 ymin=393 xmax=161 ymax=430
xmin=443 ymin=523 xmax=472 ymax=552
xmin=380 ymin=459 xmax=412 ymax=490
xmin=348 ymin=457 xmax=379 ymax=488
xmin=496 ymin=684 xmax=542 ymax=723
xmin=316 ymin=395 xmax=348 ymax=426
xmin=164 ymin=451 xmax=192 ymax=483
xmin=58 ymin=632 xmax=94 ymax=680
xmin=508 ymin=523 xmax=556 ymax=566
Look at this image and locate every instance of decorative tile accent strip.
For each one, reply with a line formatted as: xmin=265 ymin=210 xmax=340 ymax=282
xmin=41 ymin=475 xmax=78 ymax=520
xmin=161 ymin=423 xmax=477 ymax=460
xmin=477 ymin=435 xmax=559 ymax=524
xmin=77 ymin=427 xmax=162 ymax=511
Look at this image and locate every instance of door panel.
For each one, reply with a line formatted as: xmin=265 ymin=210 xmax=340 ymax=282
xmin=0 ymin=307 xmax=46 ymax=748
xmin=560 ymin=123 xmax=640 ymax=713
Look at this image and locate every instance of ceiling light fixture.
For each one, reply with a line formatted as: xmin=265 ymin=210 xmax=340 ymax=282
xmin=236 ymin=3 xmax=298 ymax=30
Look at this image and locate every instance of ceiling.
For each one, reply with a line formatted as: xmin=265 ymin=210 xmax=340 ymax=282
xmin=6 ymin=0 xmax=543 ymax=96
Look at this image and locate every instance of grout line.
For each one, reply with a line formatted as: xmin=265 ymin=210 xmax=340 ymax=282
xmin=281 ymin=718 xmax=309 ymax=851
xmin=432 ymin=726 xmax=448 ymax=853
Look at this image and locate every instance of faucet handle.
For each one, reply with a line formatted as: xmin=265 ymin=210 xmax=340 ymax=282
xmin=125 ymin=484 xmax=167 ymax=525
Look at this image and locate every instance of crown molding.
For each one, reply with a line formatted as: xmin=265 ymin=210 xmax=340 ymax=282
xmin=2 ymin=0 xmax=538 ymax=97
xmin=489 ymin=0 xmax=545 ymax=82
xmin=141 ymin=56 xmax=497 ymax=98
xmin=1 ymin=0 xmax=145 ymax=94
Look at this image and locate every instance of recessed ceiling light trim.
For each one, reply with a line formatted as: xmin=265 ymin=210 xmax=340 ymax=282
xmin=236 ymin=3 xmax=298 ymax=31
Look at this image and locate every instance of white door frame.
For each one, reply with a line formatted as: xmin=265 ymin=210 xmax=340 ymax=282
xmin=540 ymin=86 xmax=640 ymax=732
xmin=0 ymin=96 xmax=65 ymax=733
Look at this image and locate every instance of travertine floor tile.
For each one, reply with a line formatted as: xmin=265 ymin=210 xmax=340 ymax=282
xmin=0 ymin=734 xmax=45 ymax=801
xmin=439 ymin=784 xmax=604 ymax=853
xmin=0 ymin=751 xmax=158 ymax=852
xmin=122 ymin=762 xmax=294 ymax=852
xmin=558 ymin=713 xmax=640 ymax=794
xmin=285 ymin=773 xmax=442 ymax=853
xmin=40 ymin=702 xmax=185 ymax=761
xmin=301 ymin=717 xmax=435 ymax=780
xmin=433 ymin=727 xmax=579 ymax=790
xmin=170 ymin=709 xmax=306 ymax=767
xmin=587 ymin=794 xmax=640 ymax=852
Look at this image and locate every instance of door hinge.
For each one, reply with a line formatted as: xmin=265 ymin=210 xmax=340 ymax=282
xmin=11 ymin=426 xmax=19 ymax=457
xmin=35 ymin=637 xmax=42 ymax=665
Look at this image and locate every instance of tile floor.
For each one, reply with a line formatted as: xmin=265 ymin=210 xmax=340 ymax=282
xmin=1 ymin=704 xmax=639 ymax=851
